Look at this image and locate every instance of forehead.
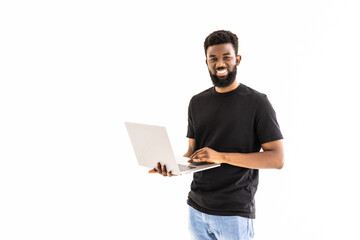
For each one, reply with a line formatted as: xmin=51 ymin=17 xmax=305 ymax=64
xmin=206 ymin=43 xmax=236 ymax=57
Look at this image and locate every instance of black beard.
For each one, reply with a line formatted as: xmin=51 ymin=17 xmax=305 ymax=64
xmin=209 ymin=66 xmax=237 ymax=88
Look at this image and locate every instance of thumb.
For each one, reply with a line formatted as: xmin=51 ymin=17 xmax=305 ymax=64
xmin=148 ymin=168 xmax=158 ymax=173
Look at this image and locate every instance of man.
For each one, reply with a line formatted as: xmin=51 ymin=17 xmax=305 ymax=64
xmin=150 ymin=30 xmax=284 ymax=240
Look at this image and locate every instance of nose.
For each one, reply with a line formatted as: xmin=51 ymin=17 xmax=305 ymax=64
xmin=215 ymin=59 xmax=226 ymax=68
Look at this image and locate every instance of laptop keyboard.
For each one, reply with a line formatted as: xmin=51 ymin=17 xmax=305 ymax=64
xmin=178 ymin=164 xmax=196 ymax=172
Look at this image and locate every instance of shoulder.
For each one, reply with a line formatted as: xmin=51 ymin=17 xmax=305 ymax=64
xmin=239 ymin=84 xmax=267 ymax=100
xmin=236 ymin=84 xmax=270 ymax=108
xmin=189 ymin=87 xmax=213 ymax=103
xmin=241 ymin=85 xmax=278 ymax=116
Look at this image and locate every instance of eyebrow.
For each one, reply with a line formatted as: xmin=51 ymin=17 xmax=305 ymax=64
xmin=208 ymin=52 xmax=232 ymax=57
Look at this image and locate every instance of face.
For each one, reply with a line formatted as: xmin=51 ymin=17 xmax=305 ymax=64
xmin=206 ymin=43 xmax=241 ymax=88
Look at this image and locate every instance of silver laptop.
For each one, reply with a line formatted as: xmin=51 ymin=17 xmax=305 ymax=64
xmin=125 ymin=122 xmax=220 ymax=175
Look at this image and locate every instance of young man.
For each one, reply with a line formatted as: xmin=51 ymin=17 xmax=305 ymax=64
xmin=150 ymin=30 xmax=284 ymax=240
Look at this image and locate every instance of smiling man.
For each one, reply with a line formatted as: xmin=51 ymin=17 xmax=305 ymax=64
xmin=207 ymin=42 xmax=240 ymax=89
xmin=150 ymin=30 xmax=284 ymax=240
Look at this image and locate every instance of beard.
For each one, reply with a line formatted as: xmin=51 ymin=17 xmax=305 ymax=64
xmin=209 ymin=66 xmax=237 ymax=88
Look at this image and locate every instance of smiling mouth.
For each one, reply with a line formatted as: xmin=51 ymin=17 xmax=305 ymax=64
xmin=216 ymin=68 xmax=228 ymax=77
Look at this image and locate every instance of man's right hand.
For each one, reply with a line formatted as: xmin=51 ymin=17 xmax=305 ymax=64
xmin=148 ymin=162 xmax=176 ymax=177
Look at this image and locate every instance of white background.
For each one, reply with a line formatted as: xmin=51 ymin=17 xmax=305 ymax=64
xmin=1 ymin=0 xmax=360 ymax=239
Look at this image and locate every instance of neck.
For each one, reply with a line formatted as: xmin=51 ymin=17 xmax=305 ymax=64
xmin=215 ymin=80 xmax=240 ymax=93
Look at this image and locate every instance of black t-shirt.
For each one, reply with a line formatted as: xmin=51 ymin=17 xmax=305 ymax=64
xmin=186 ymin=83 xmax=283 ymax=219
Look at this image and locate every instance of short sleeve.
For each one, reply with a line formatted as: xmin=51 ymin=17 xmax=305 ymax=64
xmin=186 ymin=98 xmax=195 ymax=139
xmin=255 ymin=95 xmax=283 ymax=144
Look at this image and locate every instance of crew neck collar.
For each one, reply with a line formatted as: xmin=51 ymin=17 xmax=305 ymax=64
xmin=211 ymin=83 xmax=243 ymax=96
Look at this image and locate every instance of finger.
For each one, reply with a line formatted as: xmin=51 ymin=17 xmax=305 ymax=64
xmin=162 ymin=165 xmax=167 ymax=177
xmin=157 ymin=162 xmax=162 ymax=174
xmin=191 ymin=151 xmax=206 ymax=161
xmin=189 ymin=149 xmax=201 ymax=159
xmin=192 ymin=158 xmax=204 ymax=162
xmin=148 ymin=168 xmax=158 ymax=173
xmin=167 ymin=171 xmax=176 ymax=177
xmin=190 ymin=148 xmax=204 ymax=159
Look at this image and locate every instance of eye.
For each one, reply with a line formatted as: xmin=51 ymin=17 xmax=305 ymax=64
xmin=209 ymin=58 xmax=217 ymax=63
xmin=224 ymin=56 xmax=232 ymax=60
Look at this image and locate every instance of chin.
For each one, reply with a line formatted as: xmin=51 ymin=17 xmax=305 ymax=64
xmin=209 ymin=66 xmax=237 ymax=88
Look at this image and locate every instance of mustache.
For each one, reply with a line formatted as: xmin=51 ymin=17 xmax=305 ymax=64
xmin=216 ymin=67 xmax=227 ymax=70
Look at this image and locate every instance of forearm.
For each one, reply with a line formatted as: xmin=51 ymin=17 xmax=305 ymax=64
xmin=184 ymin=151 xmax=194 ymax=158
xmin=184 ymin=138 xmax=196 ymax=158
xmin=222 ymin=150 xmax=284 ymax=169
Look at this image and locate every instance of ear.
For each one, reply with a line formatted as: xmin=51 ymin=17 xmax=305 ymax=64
xmin=205 ymin=58 xmax=209 ymax=67
xmin=236 ymin=55 xmax=241 ymax=66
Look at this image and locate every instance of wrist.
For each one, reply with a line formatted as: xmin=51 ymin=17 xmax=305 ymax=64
xmin=220 ymin=152 xmax=228 ymax=164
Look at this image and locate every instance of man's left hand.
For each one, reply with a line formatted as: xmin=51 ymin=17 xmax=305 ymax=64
xmin=188 ymin=147 xmax=224 ymax=164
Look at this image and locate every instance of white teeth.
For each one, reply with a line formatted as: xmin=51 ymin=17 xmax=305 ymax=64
xmin=217 ymin=69 xmax=227 ymax=74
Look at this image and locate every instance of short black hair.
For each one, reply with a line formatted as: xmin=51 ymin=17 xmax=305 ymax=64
xmin=204 ymin=30 xmax=239 ymax=56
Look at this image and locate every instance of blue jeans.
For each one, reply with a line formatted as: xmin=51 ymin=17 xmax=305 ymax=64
xmin=188 ymin=206 xmax=254 ymax=240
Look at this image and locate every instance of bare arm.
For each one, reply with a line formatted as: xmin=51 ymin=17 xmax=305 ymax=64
xmin=184 ymin=138 xmax=196 ymax=158
xmin=189 ymin=139 xmax=284 ymax=169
